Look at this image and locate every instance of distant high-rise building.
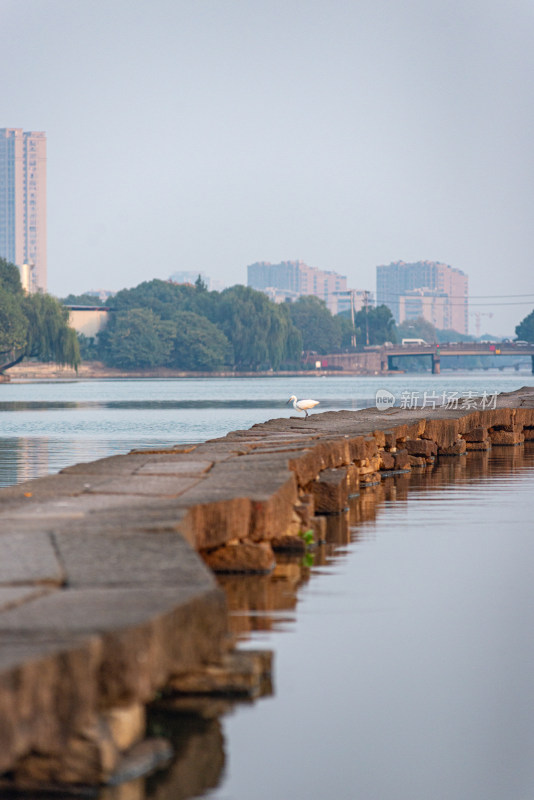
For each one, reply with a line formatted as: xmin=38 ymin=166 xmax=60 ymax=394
xmin=0 ymin=128 xmax=47 ymax=292
xmin=376 ymin=260 xmax=468 ymax=334
xmin=247 ymin=260 xmax=349 ymax=313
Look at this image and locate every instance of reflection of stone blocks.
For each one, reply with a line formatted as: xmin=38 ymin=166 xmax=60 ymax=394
xmin=408 ymin=455 xmax=426 ymax=468
xmin=310 ymin=515 xmax=327 ymax=542
xmin=489 ymin=426 xmax=524 ymax=445
xmin=347 ymin=463 xmax=360 ymax=493
xmin=203 ymin=541 xmax=275 ymax=574
xmin=465 ymin=439 xmax=491 ymax=451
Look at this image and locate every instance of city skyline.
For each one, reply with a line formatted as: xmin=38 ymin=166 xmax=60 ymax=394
xmin=2 ymin=1 xmax=534 ymax=335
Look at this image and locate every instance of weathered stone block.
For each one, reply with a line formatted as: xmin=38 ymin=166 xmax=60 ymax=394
xmin=372 ymin=430 xmax=386 ymax=448
xmin=182 ymin=497 xmax=252 ymax=550
xmin=103 ymin=703 xmax=146 ymax=753
xmin=462 ymin=426 xmax=489 ymax=442
xmin=136 ymin=459 xmax=213 ymax=476
xmin=354 ymin=455 xmax=381 ymax=476
xmin=480 ymin=408 xmax=514 ymax=430
xmin=249 ymin=474 xmax=299 ymax=543
xmin=347 ymin=436 xmax=369 ymax=461
xmin=383 ymin=430 xmax=397 ymax=449
xmin=169 ymin=649 xmax=273 ymax=698
xmin=13 ymin=716 xmax=119 ymax=786
xmin=0 ymin=532 xmax=64 ymax=586
xmin=515 ymin=408 xmax=534 ymax=428
xmin=422 ymin=418 xmax=459 ymax=449
xmin=438 ymin=439 xmax=467 ymax=456
xmin=393 ymin=449 xmax=411 ymax=470
xmin=0 ymin=636 xmax=103 ymax=777
xmin=405 ymin=439 xmax=438 ymax=458
xmin=379 ymin=450 xmax=395 ymax=470
xmin=86 ymin=475 xmax=202 ymax=497
xmin=309 ymin=468 xmax=348 ymax=513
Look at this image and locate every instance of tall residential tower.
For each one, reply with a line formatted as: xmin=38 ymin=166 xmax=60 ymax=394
xmin=247 ymin=260 xmax=349 ymax=313
xmin=0 ymin=128 xmax=47 ymax=292
xmin=376 ymin=260 xmax=468 ymax=334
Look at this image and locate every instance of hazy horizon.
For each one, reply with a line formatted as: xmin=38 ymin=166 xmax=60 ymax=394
xmin=3 ymin=0 xmax=534 ymax=336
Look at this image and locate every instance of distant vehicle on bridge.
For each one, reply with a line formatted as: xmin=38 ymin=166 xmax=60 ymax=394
xmin=401 ymin=338 xmax=428 ymax=346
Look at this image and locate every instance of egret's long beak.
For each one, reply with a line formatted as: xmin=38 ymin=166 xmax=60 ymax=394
xmin=286 ymin=398 xmax=292 ymax=405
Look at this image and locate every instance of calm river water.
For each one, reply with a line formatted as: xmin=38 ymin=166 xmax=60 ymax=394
xmin=145 ymin=445 xmax=534 ymax=800
xmin=1 ymin=372 xmax=534 ymax=800
xmin=1 ymin=371 xmax=533 ymax=487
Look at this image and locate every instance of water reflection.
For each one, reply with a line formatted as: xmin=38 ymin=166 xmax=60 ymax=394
xmin=144 ymin=713 xmax=225 ymax=800
xmin=91 ymin=445 xmax=534 ymax=800
xmin=5 ymin=446 xmax=533 ymax=800
xmin=0 ymin=437 xmax=147 ymax=488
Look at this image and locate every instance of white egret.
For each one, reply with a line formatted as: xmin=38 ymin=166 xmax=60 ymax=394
xmin=287 ymin=395 xmax=320 ymax=418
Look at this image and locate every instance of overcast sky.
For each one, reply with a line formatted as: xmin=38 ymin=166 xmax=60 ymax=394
xmin=3 ymin=0 xmax=533 ymax=335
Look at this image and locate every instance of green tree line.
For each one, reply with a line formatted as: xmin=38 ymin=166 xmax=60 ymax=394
xmin=60 ymin=274 xmax=534 ymax=372
xmin=81 ymin=279 xmax=302 ymax=371
xmin=69 ymin=278 xmax=401 ymax=371
xmin=0 ymin=258 xmax=80 ymax=369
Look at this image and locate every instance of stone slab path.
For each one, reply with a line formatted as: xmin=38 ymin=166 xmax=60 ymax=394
xmin=0 ymin=385 xmax=532 ymax=787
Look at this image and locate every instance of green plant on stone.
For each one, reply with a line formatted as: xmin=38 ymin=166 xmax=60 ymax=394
xmin=299 ymin=529 xmax=315 ymax=546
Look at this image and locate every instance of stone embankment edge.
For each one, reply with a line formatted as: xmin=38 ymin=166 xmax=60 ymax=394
xmin=0 ymin=386 xmax=532 ymax=789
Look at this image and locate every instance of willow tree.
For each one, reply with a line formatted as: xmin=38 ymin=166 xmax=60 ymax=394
xmin=0 ymin=290 xmax=29 ymax=353
xmin=22 ymin=293 xmax=80 ymax=368
xmin=0 ymin=258 xmax=80 ymax=370
xmin=214 ymin=285 xmax=302 ymax=370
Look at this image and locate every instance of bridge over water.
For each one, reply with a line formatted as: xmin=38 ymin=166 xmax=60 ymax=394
xmin=382 ymin=341 xmax=534 ymax=374
xmin=320 ymin=342 xmax=534 ymax=374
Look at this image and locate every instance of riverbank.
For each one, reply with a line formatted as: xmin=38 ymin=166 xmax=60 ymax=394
xmin=0 ymin=386 xmax=533 ymax=791
xmin=4 ymin=360 xmax=344 ymax=381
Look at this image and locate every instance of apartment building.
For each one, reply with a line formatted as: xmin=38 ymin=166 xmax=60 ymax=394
xmin=0 ymin=128 xmax=47 ymax=292
xmin=376 ymin=260 xmax=468 ymax=334
xmin=247 ymin=260 xmax=348 ymax=313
